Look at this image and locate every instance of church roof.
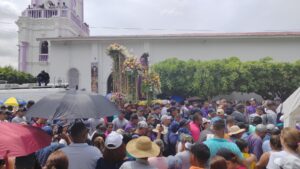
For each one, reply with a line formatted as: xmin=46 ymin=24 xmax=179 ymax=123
xmin=38 ymin=31 xmax=300 ymax=41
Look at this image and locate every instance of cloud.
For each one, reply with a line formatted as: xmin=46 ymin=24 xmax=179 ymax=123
xmin=0 ymin=0 xmax=19 ymax=20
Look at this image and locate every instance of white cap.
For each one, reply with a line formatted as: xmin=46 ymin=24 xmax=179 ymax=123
xmin=161 ymin=115 xmax=172 ymax=121
xmin=138 ymin=121 xmax=148 ymax=128
xmin=105 ymin=131 xmax=123 ymax=149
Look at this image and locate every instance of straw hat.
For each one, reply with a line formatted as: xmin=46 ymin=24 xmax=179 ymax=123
xmin=228 ymin=125 xmax=246 ymax=136
xmin=152 ymin=124 xmax=167 ymax=135
xmin=126 ymin=136 xmax=160 ymax=158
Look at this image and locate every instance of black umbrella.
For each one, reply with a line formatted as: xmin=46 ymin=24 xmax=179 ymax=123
xmin=26 ymin=90 xmax=120 ymax=120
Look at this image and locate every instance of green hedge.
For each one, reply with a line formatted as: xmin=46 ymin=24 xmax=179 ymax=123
xmin=153 ymin=57 xmax=300 ymax=100
xmin=0 ymin=66 xmax=36 ymax=84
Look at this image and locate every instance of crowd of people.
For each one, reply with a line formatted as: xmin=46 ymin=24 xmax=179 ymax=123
xmin=0 ymin=97 xmax=300 ymax=169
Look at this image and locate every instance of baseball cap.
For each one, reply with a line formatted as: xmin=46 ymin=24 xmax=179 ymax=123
xmin=137 ymin=121 xmax=148 ymax=129
xmin=256 ymin=124 xmax=267 ymax=133
xmin=105 ymin=131 xmax=123 ymax=149
xmin=161 ymin=115 xmax=172 ymax=121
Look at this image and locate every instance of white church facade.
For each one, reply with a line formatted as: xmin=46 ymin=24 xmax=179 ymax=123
xmin=17 ymin=0 xmax=300 ymax=95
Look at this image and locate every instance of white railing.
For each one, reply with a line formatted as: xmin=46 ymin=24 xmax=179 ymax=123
xmin=23 ymin=8 xmax=67 ymax=18
xmin=22 ymin=8 xmax=89 ymax=35
xmin=39 ymin=54 xmax=48 ymax=62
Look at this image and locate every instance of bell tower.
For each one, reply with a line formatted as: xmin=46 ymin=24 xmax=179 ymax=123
xmin=16 ymin=0 xmax=89 ymax=76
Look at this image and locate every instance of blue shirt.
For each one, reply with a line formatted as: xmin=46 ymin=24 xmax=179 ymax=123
xmin=204 ymin=138 xmax=243 ymax=159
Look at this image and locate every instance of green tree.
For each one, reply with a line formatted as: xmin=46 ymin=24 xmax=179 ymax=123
xmin=0 ymin=66 xmax=36 ymax=84
xmin=153 ymin=57 xmax=300 ymax=100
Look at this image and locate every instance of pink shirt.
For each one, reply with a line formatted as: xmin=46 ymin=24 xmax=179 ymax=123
xmin=148 ymin=157 xmax=168 ymax=169
xmin=189 ymin=121 xmax=200 ymax=142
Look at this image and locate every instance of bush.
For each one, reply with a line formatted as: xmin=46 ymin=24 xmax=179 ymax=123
xmin=153 ymin=57 xmax=300 ymax=100
xmin=0 ymin=66 xmax=36 ymax=84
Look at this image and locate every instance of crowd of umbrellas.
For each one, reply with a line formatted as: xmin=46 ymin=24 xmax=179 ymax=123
xmin=0 ymin=89 xmax=120 ymax=169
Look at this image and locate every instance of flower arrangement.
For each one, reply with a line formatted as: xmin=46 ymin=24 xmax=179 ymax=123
xmin=106 ymin=43 xmax=129 ymax=60
xmin=142 ymin=71 xmax=161 ymax=94
xmin=123 ymin=56 xmax=143 ymax=74
xmin=110 ymin=92 xmax=127 ymax=103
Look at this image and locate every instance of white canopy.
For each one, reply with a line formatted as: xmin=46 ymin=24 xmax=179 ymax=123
xmin=283 ymin=87 xmax=300 ymax=127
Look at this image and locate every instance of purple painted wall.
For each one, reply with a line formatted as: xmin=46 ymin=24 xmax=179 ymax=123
xmin=19 ymin=42 xmax=28 ymax=72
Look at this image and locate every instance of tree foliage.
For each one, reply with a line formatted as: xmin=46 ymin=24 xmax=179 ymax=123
xmin=0 ymin=66 xmax=36 ymax=84
xmin=153 ymin=57 xmax=300 ymax=100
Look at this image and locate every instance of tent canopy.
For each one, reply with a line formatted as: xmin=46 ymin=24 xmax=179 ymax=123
xmin=283 ymin=87 xmax=300 ymax=127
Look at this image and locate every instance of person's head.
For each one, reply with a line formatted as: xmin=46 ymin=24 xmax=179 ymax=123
xmin=174 ymin=113 xmax=182 ymax=122
xmin=235 ymin=139 xmax=249 ymax=153
xmin=106 ymin=122 xmax=113 ymax=133
xmin=160 ymin=115 xmax=171 ymax=126
xmin=255 ymin=106 xmax=265 ymax=115
xmin=202 ymin=118 xmax=211 ymax=129
xmin=274 ymin=98 xmax=282 ymax=106
xmin=16 ymin=108 xmax=25 ymax=117
xmin=44 ymin=150 xmax=68 ymax=169
xmin=216 ymin=149 xmax=240 ymax=169
xmin=118 ymin=111 xmax=126 ymax=120
xmin=26 ymin=100 xmax=35 ymax=109
xmin=153 ymin=105 xmax=161 ymax=114
xmin=190 ymin=143 xmax=210 ymax=167
xmin=126 ymin=136 xmax=160 ymax=159
xmin=103 ymin=132 xmax=126 ymax=163
xmin=280 ymin=127 xmax=300 ymax=154
xmin=252 ymin=116 xmax=263 ymax=126
xmin=216 ymin=108 xmax=225 ymax=118
xmin=226 ymin=116 xmax=235 ymax=127
xmin=270 ymin=134 xmax=282 ymax=151
xmin=220 ymin=99 xmax=228 ymax=109
xmin=0 ymin=105 xmax=6 ymax=111
xmin=93 ymin=136 xmax=105 ymax=152
xmin=70 ymin=122 xmax=89 ymax=143
xmin=36 ymin=118 xmax=47 ymax=124
xmin=210 ymin=156 xmax=227 ymax=169
xmin=266 ymin=101 xmax=277 ymax=111
xmin=255 ymin=124 xmax=267 ymax=138
xmin=192 ymin=113 xmax=202 ymax=126
xmin=228 ymin=125 xmax=245 ymax=139
xmin=130 ymin=113 xmax=139 ymax=125
xmin=236 ymin=122 xmax=249 ymax=133
xmin=0 ymin=111 xmax=5 ymax=121
xmin=147 ymin=115 xmax=155 ymax=125
xmin=15 ymin=153 xmax=37 ymax=169
xmin=168 ymin=106 xmax=178 ymax=117
xmin=235 ymin=104 xmax=245 ymax=113
xmin=153 ymin=139 xmax=164 ymax=156
xmin=250 ymin=98 xmax=257 ymax=106
xmin=212 ymin=119 xmax=226 ymax=137
xmin=169 ymin=122 xmax=180 ymax=133
xmin=136 ymin=121 xmax=148 ymax=136
xmin=203 ymin=101 xmax=209 ymax=108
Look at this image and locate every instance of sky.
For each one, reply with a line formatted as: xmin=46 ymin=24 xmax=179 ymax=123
xmin=1 ymin=0 xmax=300 ymax=67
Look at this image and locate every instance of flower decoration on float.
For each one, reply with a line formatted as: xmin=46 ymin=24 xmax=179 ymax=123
xmin=106 ymin=43 xmax=129 ymax=59
xmin=123 ymin=56 xmax=144 ymax=74
xmin=110 ymin=92 xmax=127 ymax=103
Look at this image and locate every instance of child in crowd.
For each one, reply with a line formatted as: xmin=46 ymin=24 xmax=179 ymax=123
xmin=216 ymin=148 xmax=247 ymax=169
xmin=235 ymin=139 xmax=256 ymax=169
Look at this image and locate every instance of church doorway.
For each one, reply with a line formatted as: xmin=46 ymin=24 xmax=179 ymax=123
xmin=68 ymin=68 xmax=79 ymax=89
xmin=107 ymin=73 xmax=113 ymax=94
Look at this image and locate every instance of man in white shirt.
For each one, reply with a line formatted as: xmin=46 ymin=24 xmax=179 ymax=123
xmin=61 ymin=122 xmax=102 ymax=169
xmin=11 ymin=108 xmax=27 ymax=124
xmin=0 ymin=110 xmax=8 ymax=122
xmin=112 ymin=111 xmax=128 ymax=130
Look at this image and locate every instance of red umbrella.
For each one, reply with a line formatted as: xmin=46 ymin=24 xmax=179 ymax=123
xmin=0 ymin=123 xmax=51 ymax=160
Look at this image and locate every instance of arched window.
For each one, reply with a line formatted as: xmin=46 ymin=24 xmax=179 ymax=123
xmin=40 ymin=41 xmax=48 ymax=54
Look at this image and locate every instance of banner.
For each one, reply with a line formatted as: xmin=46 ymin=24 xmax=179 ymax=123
xmin=91 ymin=62 xmax=98 ymax=93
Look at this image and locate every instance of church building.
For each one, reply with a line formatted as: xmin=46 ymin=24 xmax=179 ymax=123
xmin=17 ymin=0 xmax=300 ymax=95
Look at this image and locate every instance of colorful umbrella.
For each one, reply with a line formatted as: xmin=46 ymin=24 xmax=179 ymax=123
xmin=0 ymin=123 xmax=51 ymax=159
xmin=3 ymin=97 xmax=26 ymax=107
